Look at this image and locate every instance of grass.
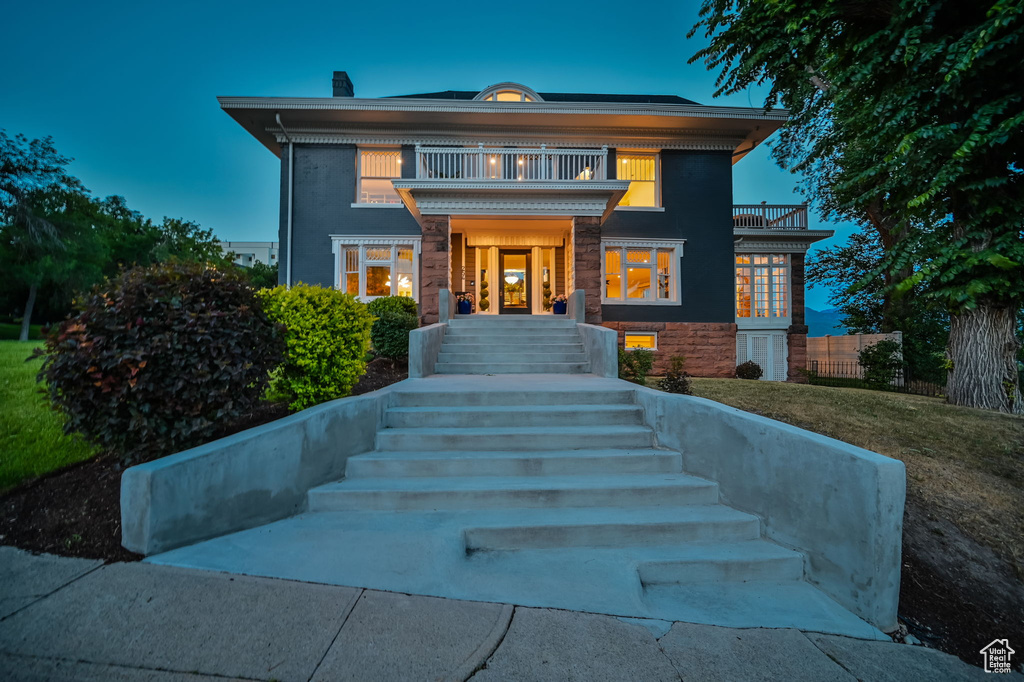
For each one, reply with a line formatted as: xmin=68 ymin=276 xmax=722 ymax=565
xmin=0 ymin=341 xmax=97 ymax=490
xmin=682 ymin=378 xmax=1024 ymax=574
xmin=0 ymin=323 xmax=43 ymax=340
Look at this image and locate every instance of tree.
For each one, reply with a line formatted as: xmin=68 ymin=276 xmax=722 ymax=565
xmin=0 ymin=131 xmax=84 ymax=341
xmin=692 ymin=0 xmax=1024 ymax=413
xmin=245 ymin=261 xmax=279 ymax=289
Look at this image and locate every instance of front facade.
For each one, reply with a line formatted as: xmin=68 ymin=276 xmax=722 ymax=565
xmin=220 ymin=73 xmax=831 ymax=379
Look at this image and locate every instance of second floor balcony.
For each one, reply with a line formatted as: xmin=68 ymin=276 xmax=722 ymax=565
xmin=416 ymin=145 xmax=608 ymax=182
xmin=733 ymin=203 xmax=809 ymax=230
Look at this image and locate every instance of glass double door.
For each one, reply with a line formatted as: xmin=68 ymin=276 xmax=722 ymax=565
xmin=498 ymin=250 xmax=531 ymax=314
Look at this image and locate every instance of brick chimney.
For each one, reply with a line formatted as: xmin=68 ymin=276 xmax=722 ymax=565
xmin=332 ymin=71 xmax=354 ymax=97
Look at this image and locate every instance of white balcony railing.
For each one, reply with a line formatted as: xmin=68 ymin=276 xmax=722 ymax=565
xmin=416 ymin=145 xmax=608 ymax=182
xmin=733 ymin=203 xmax=809 ymax=230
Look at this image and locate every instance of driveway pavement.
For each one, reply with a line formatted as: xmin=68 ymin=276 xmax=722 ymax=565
xmin=0 ymin=547 xmax=1003 ymax=681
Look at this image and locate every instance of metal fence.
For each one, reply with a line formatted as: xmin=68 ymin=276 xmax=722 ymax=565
xmin=806 ymin=360 xmax=947 ymax=398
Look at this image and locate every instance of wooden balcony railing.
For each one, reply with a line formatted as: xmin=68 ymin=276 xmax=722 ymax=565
xmin=416 ymin=145 xmax=608 ymax=182
xmin=733 ymin=203 xmax=809 ymax=230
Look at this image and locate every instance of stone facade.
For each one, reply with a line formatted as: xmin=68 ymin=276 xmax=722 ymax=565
xmin=602 ymin=321 xmax=738 ymax=378
xmin=787 ymin=253 xmax=808 ymax=383
xmin=419 ymin=215 xmax=450 ymax=325
xmin=572 ymin=216 xmax=603 ymax=324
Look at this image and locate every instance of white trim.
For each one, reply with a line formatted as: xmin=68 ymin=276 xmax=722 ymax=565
xmin=350 ymin=203 xmax=406 ymax=209
xmin=600 ymin=239 xmax=685 ymax=306
xmin=329 ymin=236 xmax=423 ymax=302
xmin=614 ymin=206 xmax=666 ymax=212
xmin=734 ymin=253 xmax=791 ymax=325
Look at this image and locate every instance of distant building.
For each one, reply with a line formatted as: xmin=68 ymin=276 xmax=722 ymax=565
xmin=220 ymin=241 xmax=279 ymax=268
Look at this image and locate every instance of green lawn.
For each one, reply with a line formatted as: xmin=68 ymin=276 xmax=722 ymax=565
xmin=0 ymin=323 xmax=43 ymax=340
xmin=0 ymin=342 xmax=97 ymax=490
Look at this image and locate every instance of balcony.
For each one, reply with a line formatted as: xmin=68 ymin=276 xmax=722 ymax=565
xmin=416 ymin=145 xmax=608 ymax=182
xmin=733 ymin=203 xmax=808 ymax=230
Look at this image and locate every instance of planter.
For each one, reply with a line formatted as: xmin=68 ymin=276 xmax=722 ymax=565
xmin=457 ymin=299 xmax=472 ymax=315
xmin=552 ymin=300 xmax=567 ymax=315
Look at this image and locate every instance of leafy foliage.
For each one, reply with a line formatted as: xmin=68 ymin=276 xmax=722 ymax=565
xmin=367 ymin=295 xmax=419 ymax=318
xmin=735 ymin=361 xmax=763 ymax=380
xmin=858 ymin=339 xmax=904 ymax=391
xmin=258 ymin=284 xmax=373 ymax=410
xmin=618 ymin=348 xmax=654 ymax=385
xmin=657 ymin=356 xmax=693 ymax=395
xmin=691 ymin=0 xmax=1024 ymax=412
xmin=37 ymin=261 xmax=284 ymax=460
xmin=244 ymin=261 xmax=279 ymax=289
xmin=371 ymin=310 xmax=419 ymax=359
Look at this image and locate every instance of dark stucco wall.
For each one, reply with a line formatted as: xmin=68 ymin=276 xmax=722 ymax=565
xmin=278 ymin=144 xmax=420 ymax=286
xmin=602 ymin=150 xmax=734 ymax=323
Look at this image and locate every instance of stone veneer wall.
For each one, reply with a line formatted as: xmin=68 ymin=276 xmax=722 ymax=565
xmin=420 ymin=215 xmax=450 ymax=325
xmin=602 ymin=321 xmax=738 ymax=377
xmin=572 ymin=216 xmax=603 ymax=324
xmin=787 ymin=253 xmax=809 ymax=383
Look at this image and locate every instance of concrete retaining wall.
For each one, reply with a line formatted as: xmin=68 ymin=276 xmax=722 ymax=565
xmin=633 ymin=386 xmax=905 ymax=632
xmin=409 ymin=323 xmax=446 ymax=378
xmin=121 ymin=385 xmax=402 ymax=556
xmin=577 ymin=323 xmax=617 ymax=378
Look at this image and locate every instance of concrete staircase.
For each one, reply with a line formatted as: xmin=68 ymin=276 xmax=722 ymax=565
xmin=435 ymin=315 xmax=590 ymax=374
xmin=306 ymin=383 xmax=813 ymax=611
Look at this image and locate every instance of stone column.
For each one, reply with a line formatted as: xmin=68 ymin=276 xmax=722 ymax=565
xmin=419 ymin=215 xmax=450 ymax=326
xmin=787 ymin=252 xmax=809 ymax=382
xmin=572 ymin=216 xmax=602 ymax=324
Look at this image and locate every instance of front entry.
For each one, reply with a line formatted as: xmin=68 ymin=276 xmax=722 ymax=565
xmin=498 ymin=250 xmax=532 ymax=314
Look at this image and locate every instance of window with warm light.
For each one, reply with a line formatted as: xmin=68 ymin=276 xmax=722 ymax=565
xmin=616 ymin=153 xmax=659 ymax=207
xmin=624 ymin=332 xmax=658 ymax=350
xmin=602 ymin=241 xmax=681 ymax=304
xmin=357 ymin=149 xmax=402 ymax=204
xmin=735 ymin=254 xmax=789 ymax=320
xmin=334 ymin=239 xmax=419 ymax=301
xmin=484 ymin=90 xmax=535 ymax=102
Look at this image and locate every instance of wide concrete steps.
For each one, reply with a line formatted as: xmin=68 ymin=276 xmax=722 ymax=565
xmin=450 ymin=315 xmax=576 ymax=328
xmin=439 ymin=342 xmax=585 ymax=354
xmin=435 ymin=361 xmax=591 ymax=374
xmin=438 ymin=317 xmax=590 ymax=375
xmin=345 ymin=448 xmax=682 ymax=478
xmin=636 ymin=541 xmax=805 ymax=584
xmin=383 ymin=405 xmax=642 ymax=429
xmin=390 ymin=388 xmax=636 ymax=407
xmin=375 ymin=425 xmax=655 ymax=450
xmin=462 ymin=506 xmax=761 ymax=551
xmin=307 ymin=473 xmax=719 ymax=512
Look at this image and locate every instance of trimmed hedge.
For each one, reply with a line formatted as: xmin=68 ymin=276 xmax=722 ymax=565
xmin=38 ymin=261 xmax=285 ymax=460
xmin=367 ymin=296 xmax=419 ymax=359
xmin=258 ymin=284 xmax=374 ymax=410
xmin=367 ymin=296 xmax=419 ymax=318
xmin=736 ymin=360 xmax=764 ymax=380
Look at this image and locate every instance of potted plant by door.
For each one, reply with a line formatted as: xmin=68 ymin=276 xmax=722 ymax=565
xmin=551 ymin=294 xmax=568 ymax=315
xmin=457 ymin=293 xmax=473 ymax=315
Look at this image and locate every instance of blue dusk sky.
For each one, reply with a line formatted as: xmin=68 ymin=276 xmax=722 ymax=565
xmin=2 ymin=0 xmax=856 ymax=309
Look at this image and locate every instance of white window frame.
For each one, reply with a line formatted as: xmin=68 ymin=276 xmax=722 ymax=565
xmin=330 ymin=236 xmax=421 ymax=302
xmin=735 ymin=253 xmax=791 ymax=329
xmin=624 ymin=332 xmax=658 ymax=351
xmin=601 ymin=239 xmax=684 ymax=306
xmin=614 ymin=151 xmax=662 ymax=210
xmin=353 ymin=148 xmax=404 ymax=207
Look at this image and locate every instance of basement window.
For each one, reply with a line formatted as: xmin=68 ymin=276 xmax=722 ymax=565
xmin=624 ymin=332 xmax=657 ymax=350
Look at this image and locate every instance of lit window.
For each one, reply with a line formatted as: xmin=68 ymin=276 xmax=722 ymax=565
xmin=735 ymin=254 xmax=789 ymax=319
xmin=624 ymin=332 xmax=657 ymax=350
xmin=358 ymin=149 xmax=402 ymax=204
xmin=616 ymin=153 xmax=659 ymax=207
xmin=602 ymin=241 xmax=682 ymax=304
xmin=333 ymin=238 xmax=420 ymax=301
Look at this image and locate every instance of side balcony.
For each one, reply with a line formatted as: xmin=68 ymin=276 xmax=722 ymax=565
xmin=733 ymin=202 xmax=833 ymax=252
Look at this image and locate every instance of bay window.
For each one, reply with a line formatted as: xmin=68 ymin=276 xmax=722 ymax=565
xmin=602 ymin=240 xmax=683 ymax=304
xmin=735 ymin=254 xmax=789 ymax=321
xmin=332 ymin=237 xmax=420 ymax=301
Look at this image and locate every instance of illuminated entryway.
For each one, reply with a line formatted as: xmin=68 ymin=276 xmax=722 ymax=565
xmin=499 ymin=251 xmax=531 ymax=314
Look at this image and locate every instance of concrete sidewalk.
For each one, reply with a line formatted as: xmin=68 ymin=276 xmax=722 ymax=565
xmin=0 ymin=548 xmax=997 ymax=682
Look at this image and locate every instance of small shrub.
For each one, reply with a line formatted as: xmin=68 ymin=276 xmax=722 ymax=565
xmin=372 ymin=310 xmax=419 ymax=359
xmin=38 ymin=261 xmax=285 ymax=460
xmin=736 ymin=360 xmax=763 ymax=380
xmin=658 ymin=356 xmax=693 ymax=395
xmin=258 ymin=284 xmax=373 ymax=410
xmin=859 ymin=339 xmax=903 ymax=390
xmin=367 ymin=295 xmax=419 ymax=318
xmin=479 ymin=280 xmax=490 ymax=311
xmin=618 ymin=347 xmax=655 ymax=385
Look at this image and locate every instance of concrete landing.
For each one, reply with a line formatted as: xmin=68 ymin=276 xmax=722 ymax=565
xmin=147 ymin=509 xmax=886 ymax=641
xmin=0 ymin=548 xmax=997 ymax=682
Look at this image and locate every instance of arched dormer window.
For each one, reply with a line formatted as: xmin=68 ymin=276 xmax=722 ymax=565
xmin=473 ymin=83 xmax=544 ymax=103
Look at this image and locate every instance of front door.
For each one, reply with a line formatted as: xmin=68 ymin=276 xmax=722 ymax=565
xmin=498 ymin=250 xmax=531 ymax=314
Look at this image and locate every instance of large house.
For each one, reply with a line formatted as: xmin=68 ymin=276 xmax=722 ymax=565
xmin=219 ymin=72 xmax=832 ymax=380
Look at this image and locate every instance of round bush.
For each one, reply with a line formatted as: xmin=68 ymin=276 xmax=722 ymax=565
xmin=258 ymin=284 xmax=373 ymax=410
xmin=371 ymin=310 xmax=419 ymax=359
xmin=736 ymin=360 xmax=764 ymax=380
xmin=367 ymin=296 xmax=419 ymax=318
xmin=39 ymin=261 xmax=285 ymax=460
xmin=658 ymin=356 xmax=693 ymax=395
